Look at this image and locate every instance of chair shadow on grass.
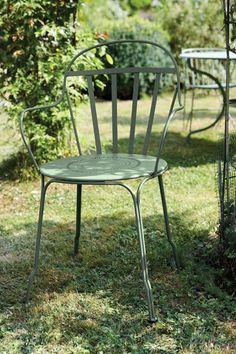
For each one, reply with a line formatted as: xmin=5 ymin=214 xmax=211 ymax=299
xmin=1 ymin=127 xmax=235 ymax=349
xmin=0 ymin=208 xmax=224 ymax=310
xmin=0 ymin=129 xmax=226 ymax=313
xmin=1 ymin=208 xmax=234 ymax=350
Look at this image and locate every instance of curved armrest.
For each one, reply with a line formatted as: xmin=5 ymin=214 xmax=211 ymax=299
xmin=154 ymin=88 xmax=183 ymax=174
xmin=20 ymin=93 xmax=64 ymax=172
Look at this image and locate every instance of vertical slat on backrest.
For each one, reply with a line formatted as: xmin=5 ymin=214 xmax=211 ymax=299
xmin=199 ymin=58 xmax=203 ymax=84
xmin=214 ymin=60 xmax=220 ymax=82
xmin=65 ymin=89 xmax=82 ymax=155
xmin=128 ymin=72 xmax=139 ymax=154
xmin=196 ymin=58 xmax=200 ymax=84
xmin=220 ymin=60 xmax=225 ymax=82
xmin=87 ymin=75 xmax=102 ymax=154
xmin=190 ymin=59 xmax=195 ymax=86
xmin=111 ymin=74 xmax=118 ymax=153
xmin=142 ymin=74 xmax=160 ymax=155
xmin=208 ymin=59 xmax=212 ymax=85
xmin=201 ymin=58 xmax=206 ymax=85
xmin=186 ymin=60 xmax=191 ymax=86
xmin=195 ymin=58 xmax=200 ymax=85
xmin=200 ymin=59 xmax=204 ymax=85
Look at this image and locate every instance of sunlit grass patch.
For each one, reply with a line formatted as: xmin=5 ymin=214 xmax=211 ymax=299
xmin=0 ymin=93 xmax=236 ymax=353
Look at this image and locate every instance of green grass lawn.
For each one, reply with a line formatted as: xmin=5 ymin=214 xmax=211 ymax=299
xmin=0 ymin=92 xmax=236 ymax=353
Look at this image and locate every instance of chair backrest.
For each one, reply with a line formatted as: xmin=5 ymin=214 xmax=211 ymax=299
xmin=181 ymin=48 xmax=230 ymax=88
xmin=64 ymin=40 xmax=182 ymax=159
xmin=20 ymin=40 xmax=182 ymax=172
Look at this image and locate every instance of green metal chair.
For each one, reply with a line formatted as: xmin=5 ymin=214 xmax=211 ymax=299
xmin=20 ymin=40 xmax=183 ymax=323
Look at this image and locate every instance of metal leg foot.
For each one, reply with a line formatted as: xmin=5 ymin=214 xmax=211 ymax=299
xmin=133 ymin=193 xmax=157 ymax=322
xmin=149 ymin=317 xmax=158 ymax=324
xmin=158 ymin=175 xmax=180 ymax=270
xmin=74 ymin=184 xmax=82 ymax=255
xmin=25 ymin=271 xmax=36 ymax=303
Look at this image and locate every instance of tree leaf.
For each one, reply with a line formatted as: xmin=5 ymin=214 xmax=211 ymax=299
xmin=106 ymin=53 xmax=114 ymax=65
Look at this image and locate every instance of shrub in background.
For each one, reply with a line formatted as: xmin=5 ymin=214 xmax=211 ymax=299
xmin=96 ymin=17 xmax=172 ymax=100
xmin=220 ymin=212 xmax=236 ymax=293
xmin=155 ymin=0 xmax=224 ymax=58
xmin=128 ymin=0 xmax=152 ymax=11
xmin=120 ymin=0 xmax=152 ymax=13
xmin=0 ymin=0 xmax=101 ymax=177
xmin=79 ymin=0 xmax=128 ymax=31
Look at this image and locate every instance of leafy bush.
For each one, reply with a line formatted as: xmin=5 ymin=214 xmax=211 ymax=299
xmin=79 ymin=0 xmax=128 ymax=31
xmin=120 ymin=0 xmax=152 ymax=12
xmin=96 ymin=17 xmax=172 ymax=99
xmin=217 ymin=203 xmax=236 ymax=293
xmin=129 ymin=0 xmax=152 ymax=10
xmin=155 ymin=0 xmax=224 ymax=58
xmin=0 ymin=0 xmax=100 ymax=176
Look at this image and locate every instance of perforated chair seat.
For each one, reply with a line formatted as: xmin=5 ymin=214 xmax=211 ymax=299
xmin=40 ymin=153 xmax=168 ymax=182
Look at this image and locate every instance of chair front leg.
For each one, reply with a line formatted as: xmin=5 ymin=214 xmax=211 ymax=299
xmin=132 ymin=193 xmax=157 ymax=323
xmin=74 ymin=184 xmax=82 ymax=255
xmin=26 ymin=175 xmax=49 ymax=302
xmin=158 ymin=175 xmax=180 ymax=270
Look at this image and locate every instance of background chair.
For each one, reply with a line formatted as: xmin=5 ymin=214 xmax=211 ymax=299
xmin=20 ymin=39 xmax=183 ymax=323
xmin=181 ymin=47 xmax=236 ymax=138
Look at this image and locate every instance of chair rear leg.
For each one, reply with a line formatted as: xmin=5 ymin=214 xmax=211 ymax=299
xmin=186 ymin=89 xmax=195 ymax=139
xmin=74 ymin=184 xmax=82 ymax=255
xmin=158 ymin=175 xmax=180 ymax=270
xmin=133 ymin=195 xmax=157 ymax=323
xmin=26 ymin=176 xmax=47 ymax=302
xmin=183 ymin=86 xmax=187 ymax=129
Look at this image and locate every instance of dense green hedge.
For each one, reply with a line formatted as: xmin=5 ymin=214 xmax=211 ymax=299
xmin=155 ymin=0 xmax=224 ymax=58
xmin=121 ymin=0 xmax=152 ymax=11
xmin=96 ymin=17 xmax=172 ymax=100
xmin=0 ymin=0 xmax=101 ymax=176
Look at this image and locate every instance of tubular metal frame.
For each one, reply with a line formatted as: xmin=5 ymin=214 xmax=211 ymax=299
xmin=25 ymin=170 xmax=178 ymax=323
xmin=20 ymin=40 xmax=183 ymax=322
